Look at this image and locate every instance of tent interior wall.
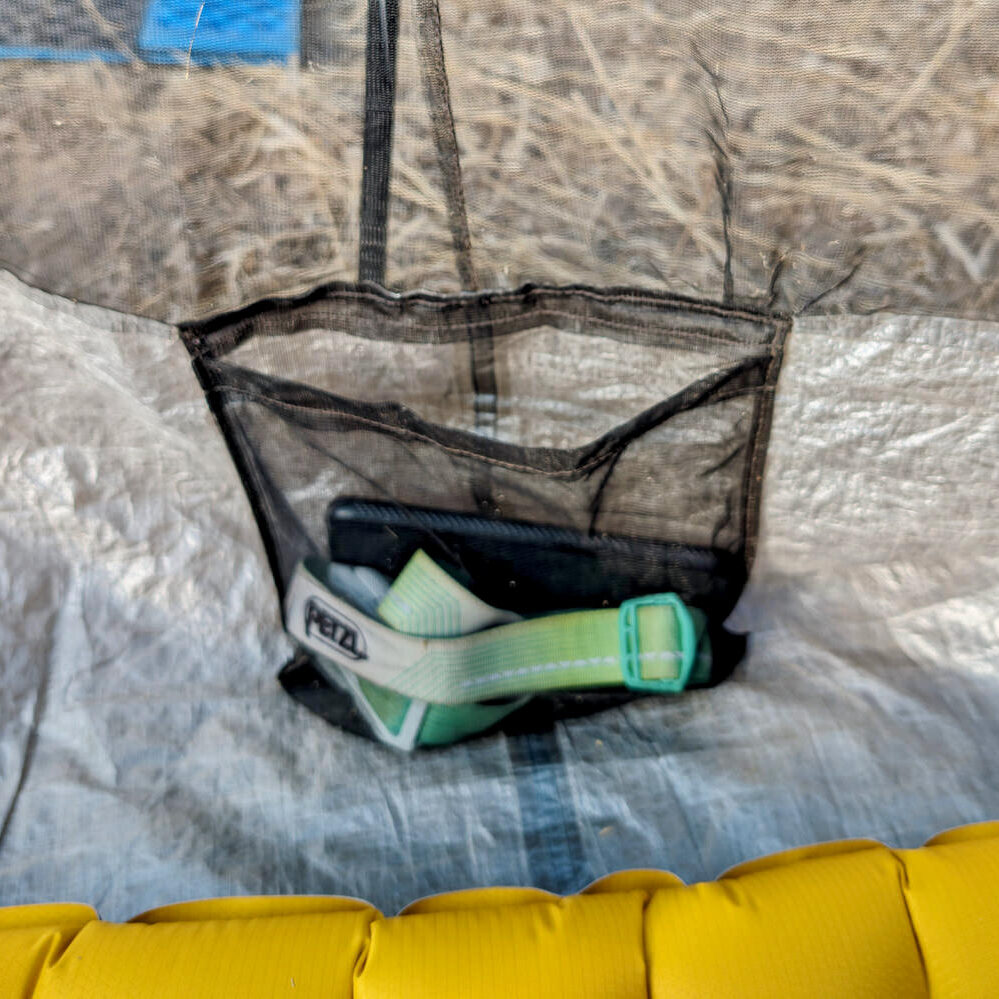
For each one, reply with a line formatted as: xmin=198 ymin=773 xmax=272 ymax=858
xmin=2 ymin=0 xmax=996 ymax=322
xmin=1 ymin=0 xmax=998 ymax=949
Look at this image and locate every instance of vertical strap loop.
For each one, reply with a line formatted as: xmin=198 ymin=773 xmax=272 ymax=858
xmin=413 ymin=0 xmax=479 ymax=291
xmin=358 ymin=0 xmax=401 ymax=285
xmin=415 ymin=0 xmax=499 ymax=506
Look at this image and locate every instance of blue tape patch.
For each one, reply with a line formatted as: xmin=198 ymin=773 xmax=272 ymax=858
xmin=139 ymin=0 xmax=300 ymax=66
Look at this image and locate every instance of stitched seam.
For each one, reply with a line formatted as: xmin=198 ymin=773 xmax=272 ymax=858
xmin=459 ymin=650 xmax=682 ymax=690
xmin=742 ymin=317 xmax=790 ymax=566
xmin=213 ymin=285 xmax=779 ymax=328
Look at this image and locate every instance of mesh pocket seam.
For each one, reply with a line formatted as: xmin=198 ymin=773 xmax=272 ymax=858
xmin=185 ymin=283 xmax=784 ymax=359
xmin=209 ymin=375 xmax=765 ymax=480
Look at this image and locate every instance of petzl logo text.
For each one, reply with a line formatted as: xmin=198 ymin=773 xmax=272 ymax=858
xmin=304 ymin=598 xmax=368 ymax=661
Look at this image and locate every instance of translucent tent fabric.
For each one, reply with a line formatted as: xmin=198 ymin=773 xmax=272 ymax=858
xmin=3 ymin=275 xmax=998 ymax=915
xmin=2 ymin=0 xmax=999 ymax=915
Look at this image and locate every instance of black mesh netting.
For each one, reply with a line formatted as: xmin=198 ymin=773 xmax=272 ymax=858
xmin=181 ymin=280 xmax=787 ymax=735
xmin=0 ymin=1 xmax=995 ymax=322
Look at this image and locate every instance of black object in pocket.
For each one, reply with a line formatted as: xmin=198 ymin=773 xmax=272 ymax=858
xmin=327 ymin=498 xmax=745 ymax=621
xmin=181 ymin=282 xmax=788 ymax=739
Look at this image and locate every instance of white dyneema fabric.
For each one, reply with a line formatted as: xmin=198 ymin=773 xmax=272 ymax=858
xmin=1 ymin=271 xmax=997 ymax=918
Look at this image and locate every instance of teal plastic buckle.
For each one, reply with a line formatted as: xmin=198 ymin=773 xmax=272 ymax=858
xmin=618 ymin=593 xmax=697 ymax=694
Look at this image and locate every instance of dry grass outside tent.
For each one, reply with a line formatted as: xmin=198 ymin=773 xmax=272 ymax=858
xmin=0 ymin=0 xmax=996 ymax=323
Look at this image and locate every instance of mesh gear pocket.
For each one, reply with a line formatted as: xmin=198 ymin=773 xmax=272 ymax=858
xmin=181 ymin=281 xmax=787 ymax=738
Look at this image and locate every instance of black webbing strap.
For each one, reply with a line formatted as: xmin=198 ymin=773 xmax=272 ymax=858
xmin=358 ymin=0 xmax=499 ymax=506
xmin=358 ymin=0 xmax=401 ymax=285
xmin=414 ymin=0 xmax=499 ymax=493
xmin=413 ymin=0 xmax=477 ymax=290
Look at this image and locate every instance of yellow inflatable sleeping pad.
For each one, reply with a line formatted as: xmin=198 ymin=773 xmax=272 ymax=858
xmin=3 ymin=822 xmax=997 ymax=998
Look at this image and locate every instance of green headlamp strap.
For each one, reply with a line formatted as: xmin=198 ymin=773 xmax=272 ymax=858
xmin=284 ymin=550 xmax=712 ymax=749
